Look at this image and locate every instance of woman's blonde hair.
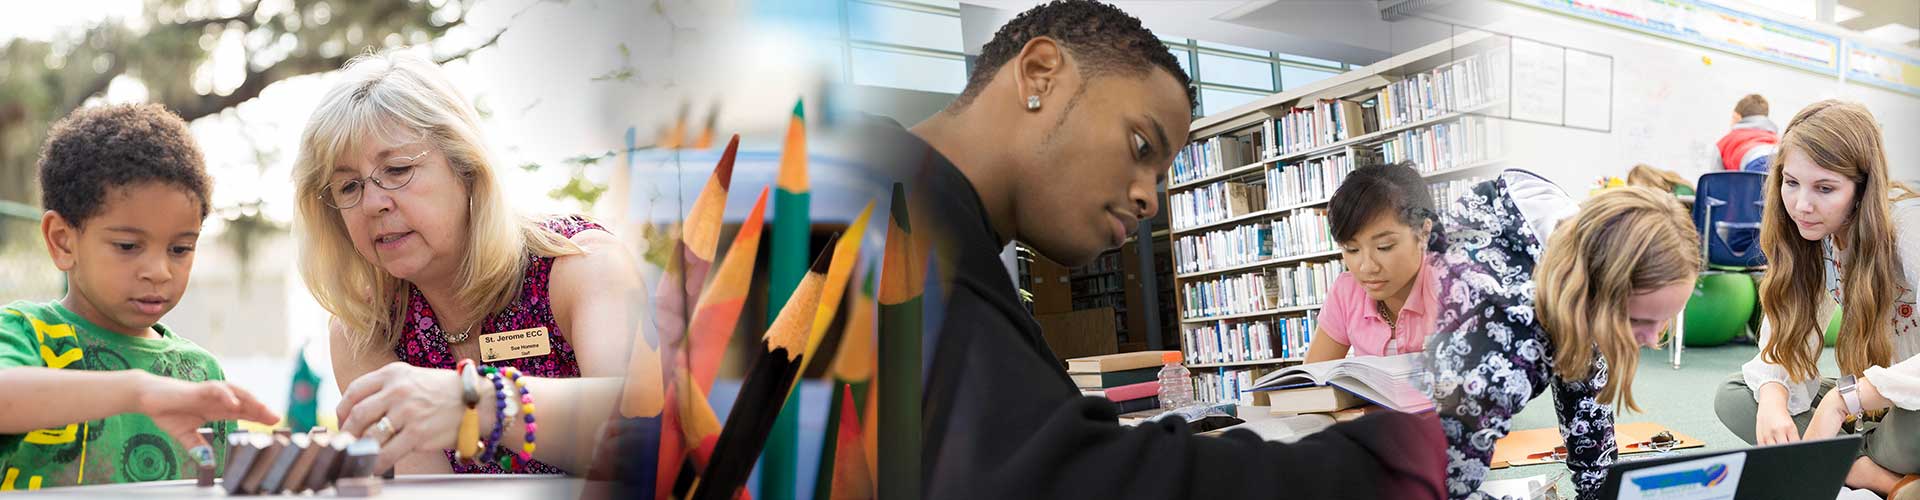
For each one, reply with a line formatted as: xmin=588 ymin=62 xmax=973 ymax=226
xmin=1535 ymin=187 xmax=1700 ymax=412
xmin=1626 ymin=164 xmax=1692 ymax=194
xmin=294 ymin=50 xmax=581 ymax=354
xmin=1759 ymin=99 xmax=1913 ymax=381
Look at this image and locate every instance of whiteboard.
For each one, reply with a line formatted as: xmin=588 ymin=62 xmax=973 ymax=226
xmin=1565 ymin=48 xmax=1612 ymax=131
xmin=1484 ymin=3 xmax=1920 ymax=199
xmin=1510 ymin=37 xmax=1565 ymax=125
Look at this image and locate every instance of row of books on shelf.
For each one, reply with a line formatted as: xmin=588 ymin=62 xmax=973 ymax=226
xmin=1176 ymin=224 xmax=1271 ymax=274
xmin=1176 ymin=48 xmax=1504 ymax=186
xmin=1182 ymin=270 xmax=1277 ymax=319
xmin=1274 ymin=260 xmax=1345 ymax=311
xmin=1071 ymin=273 xmax=1125 ymax=296
xmin=1169 ymin=179 xmax=1268 ymax=229
xmin=1429 ymin=178 xmax=1486 ymax=212
xmin=1273 ymin=209 xmax=1338 ymax=258
xmin=1172 ymin=134 xmax=1259 ymax=185
xmin=1254 ymin=49 xmax=1504 ymax=159
xmin=1071 ymin=293 xmax=1125 ymax=312
xmin=1179 ymin=260 xmax=1344 ymax=318
xmin=1379 ymin=115 xmax=1499 ymax=175
xmin=1267 ymin=154 xmax=1354 ymax=208
xmin=1181 ymin=315 xmax=1317 ymax=365
xmin=1070 ymin=251 xmax=1125 ymax=278
xmin=1194 ymin=367 xmax=1269 ymax=406
xmin=1268 ymin=98 xmax=1372 ymax=157
xmin=1376 ymin=49 xmax=1506 ymax=129
xmin=1172 ymin=209 xmax=1336 ymax=274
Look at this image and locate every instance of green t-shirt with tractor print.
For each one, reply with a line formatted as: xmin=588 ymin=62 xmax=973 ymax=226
xmin=0 ymin=300 xmax=234 ymax=491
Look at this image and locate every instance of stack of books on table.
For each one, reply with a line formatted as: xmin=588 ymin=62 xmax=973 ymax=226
xmin=1067 ymin=351 xmax=1175 ymax=414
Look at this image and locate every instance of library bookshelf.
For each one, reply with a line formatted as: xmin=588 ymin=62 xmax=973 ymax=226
xmin=1166 ymin=31 xmax=1513 ymax=406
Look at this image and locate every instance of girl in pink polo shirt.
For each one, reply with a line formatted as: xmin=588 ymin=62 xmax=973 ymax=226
xmin=1306 ymin=162 xmax=1443 ymax=361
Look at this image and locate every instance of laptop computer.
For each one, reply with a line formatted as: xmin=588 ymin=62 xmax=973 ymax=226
xmin=1597 ymin=435 xmax=1861 ymax=499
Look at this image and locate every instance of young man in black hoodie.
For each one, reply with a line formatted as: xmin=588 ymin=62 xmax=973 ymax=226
xmin=852 ymin=2 xmax=1449 ymax=499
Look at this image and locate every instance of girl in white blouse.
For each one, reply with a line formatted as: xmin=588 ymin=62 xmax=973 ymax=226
xmin=1714 ymin=100 xmax=1920 ymax=498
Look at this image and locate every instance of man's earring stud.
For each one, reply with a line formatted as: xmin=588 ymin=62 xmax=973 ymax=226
xmin=1026 ymin=95 xmax=1041 ymax=110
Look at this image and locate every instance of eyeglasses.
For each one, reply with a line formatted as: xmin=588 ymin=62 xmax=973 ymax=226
xmin=321 ymin=150 xmax=430 ymax=209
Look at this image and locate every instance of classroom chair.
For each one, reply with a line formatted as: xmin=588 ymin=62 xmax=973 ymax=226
xmin=1694 ymin=171 xmax=1768 ymax=269
xmin=1670 ymin=171 xmax=1769 ymax=367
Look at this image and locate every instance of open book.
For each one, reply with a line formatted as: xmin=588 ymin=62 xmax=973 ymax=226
xmin=1251 ymin=353 xmax=1434 ymax=413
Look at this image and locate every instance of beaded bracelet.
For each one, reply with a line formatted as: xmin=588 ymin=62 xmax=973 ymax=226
xmin=477 ymin=365 xmax=509 ymax=464
xmin=454 ymin=359 xmax=481 ymax=461
xmin=500 ymin=366 xmax=536 ymax=464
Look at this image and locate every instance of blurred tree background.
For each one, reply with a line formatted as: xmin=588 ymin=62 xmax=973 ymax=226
xmin=0 ymin=0 xmax=511 ymax=206
xmin=0 ymin=0 xmax=519 ymax=297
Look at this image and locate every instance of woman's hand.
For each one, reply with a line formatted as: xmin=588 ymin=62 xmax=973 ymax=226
xmin=1802 ymin=387 xmax=1849 ymax=441
xmin=1755 ymin=383 xmax=1800 ymax=445
xmin=336 ymin=362 xmax=464 ymax=472
xmin=136 ymin=373 xmax=280 ymax=461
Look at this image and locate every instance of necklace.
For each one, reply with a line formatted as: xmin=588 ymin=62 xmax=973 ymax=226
xmin=1377 ymin=300 xmax=1398 ymax=332
xmin=444 ymin=320 xmax=478 ymax=344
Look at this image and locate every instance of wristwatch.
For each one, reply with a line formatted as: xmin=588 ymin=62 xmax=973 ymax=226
xmin=1838 ymin=374 xmax=1865 ymax=419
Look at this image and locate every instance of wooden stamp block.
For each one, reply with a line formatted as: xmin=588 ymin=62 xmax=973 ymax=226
xmin=238 ymin=434 xmax=288 ymax=494
xmin=260 ymin=433 xmax=306 ymax=493
xmin=224 ymin=430 xmax=250 ymax=471
xmin=221 ymin=433 xmax=268 ymax=495
xmin=283 ymin=433 xmax=325 ymax=493
xmin=305 ymin=432 xmax=354 ymax=493
xmin=340 ymin=437 xmax=380 ymax=479
xmin=195 ymin=464 xmax=215 ymax=487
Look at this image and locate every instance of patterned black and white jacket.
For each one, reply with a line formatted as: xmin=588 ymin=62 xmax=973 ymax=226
xmin=1424 ymin=169 xmax=1616 ymax=500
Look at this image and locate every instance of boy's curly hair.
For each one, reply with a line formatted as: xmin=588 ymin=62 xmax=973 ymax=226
xmin=38 ymin=103 xmax=212 ymax=227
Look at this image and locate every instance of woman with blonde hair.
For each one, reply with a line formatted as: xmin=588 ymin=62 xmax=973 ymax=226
xmin=1425 ymin=170 xmax=1699 ymax=499
xmin=1714 ymin=99 xmax=1920 ymax=498
xmin=293 ymin=50 xmax=653 ymax=475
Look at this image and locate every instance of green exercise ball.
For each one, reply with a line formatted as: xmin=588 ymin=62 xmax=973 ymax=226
xmin=1824 ymin=308 xmax=1843 ymax=347
xmin=1682 ymin=273 xmax=1756 ymax=347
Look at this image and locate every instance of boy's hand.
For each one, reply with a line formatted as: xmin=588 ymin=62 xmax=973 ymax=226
xmin=133 ymin=373 xmax=281 ymax=464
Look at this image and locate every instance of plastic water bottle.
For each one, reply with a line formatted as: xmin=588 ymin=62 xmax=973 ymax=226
xmin=1157 ymin=351 xmax=1194 ymax=410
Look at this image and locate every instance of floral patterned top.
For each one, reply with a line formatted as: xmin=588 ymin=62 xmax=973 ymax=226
xmin=1424 ymin=171 xmax=1615 ymax=500
xmin=393 ymin=215 xmax=603 ymax=474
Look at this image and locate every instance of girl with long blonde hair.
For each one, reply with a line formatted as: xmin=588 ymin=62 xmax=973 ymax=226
xmin=1427 ymin=170 xmax=1699 ymax=499
xmin=1714 ymin=99 xmax=1920 ymax=497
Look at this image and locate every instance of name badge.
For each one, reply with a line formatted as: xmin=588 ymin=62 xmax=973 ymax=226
xmin=479 ymin=327 xmax=553 ymax=362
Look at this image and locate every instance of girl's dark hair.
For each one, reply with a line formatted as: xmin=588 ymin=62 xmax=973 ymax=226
xmin=1328 ymin=161 xmax=1434 ymax=243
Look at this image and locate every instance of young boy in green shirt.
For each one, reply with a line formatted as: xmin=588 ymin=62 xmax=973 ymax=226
xmin=0 ymin=104 xmax=278 ymax=490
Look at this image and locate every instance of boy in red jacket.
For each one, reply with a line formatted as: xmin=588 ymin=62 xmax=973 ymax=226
xmin=1717 ymin=94 xmax=1779 ymax=171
